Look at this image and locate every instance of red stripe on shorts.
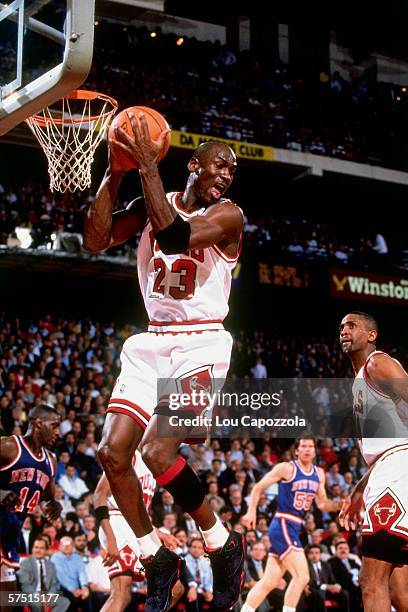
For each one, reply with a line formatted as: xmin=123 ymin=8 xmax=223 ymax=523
xmin=105 ymin=406 xmax=147 ymax=431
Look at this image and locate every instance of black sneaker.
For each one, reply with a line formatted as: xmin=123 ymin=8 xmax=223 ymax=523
xmin=141 ymin=546 xmax=184 ymax=612
xmin=206 ymin=531 xmax=246 ymax=610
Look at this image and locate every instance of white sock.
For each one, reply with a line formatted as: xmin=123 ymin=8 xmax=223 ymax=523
xmin=200 ymin=517 xmax=229 ymax=549
xmin=282 ymin=606 xmax=296 ymax=612
xmin=240 ymin=604 xmax=255 ymax=612
xmin=137 ymin=529 xmax=161 ymax=558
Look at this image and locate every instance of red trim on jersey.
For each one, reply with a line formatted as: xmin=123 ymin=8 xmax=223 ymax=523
xmin=148 ymin=319 xmax=223 ymax=326
xmin=172 ymin=192 xmax=203 ymax=218
xmin=19 ymin=436 xmax=46 ymax=462
xmin=211 ymin=233 xmax=242 ymax=263
xmin=109 ymin=399 xmax=151 ymax=422
xmin=156 ymin=456 xmax=186 ymax=486
xmin=0 ymin=435 xmax=21 ymax=471
xmin=105 ymin=407 xmax=147 ymax=431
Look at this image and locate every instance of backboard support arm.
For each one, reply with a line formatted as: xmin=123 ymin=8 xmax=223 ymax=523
xmin=0 ymin=0 xmax=95 ymax=135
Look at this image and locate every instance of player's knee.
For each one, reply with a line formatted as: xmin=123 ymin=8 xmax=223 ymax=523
xmin=140 ymin=439 xmax=172 ymax=473
xmin=297 ymin=570 xmax=310 ymax=590
xmin=115 ymin=591 xmax=132 ymax=610
xmin=262 ymin=568 xmax=281 ymax=590
xmin=97 ymin=442 xmax=130 ymax=476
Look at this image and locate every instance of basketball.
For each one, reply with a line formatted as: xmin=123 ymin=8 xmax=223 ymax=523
xmin=108 ymin=105 xmax=171 ymax=170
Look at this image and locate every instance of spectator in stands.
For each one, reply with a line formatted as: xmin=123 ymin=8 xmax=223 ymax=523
xmin=250 ymin=357 xmax=268 ymax=379
xmin=326 ymin=462 xmax=346 ymax=490
xmin=51 ymin=536 xmax=90 ymax=611
xmin=59 ymin=464 xmax=89 ymax=501
xmin=184 ymin=538 xmax=213 ymax=608
xmin=329 ymin=540 xmax=362 ymax=610
xmin=86 ymin=547 xmax=111 ymax=610
xmin=152 ymin=490 xmax=184 ymax=528
xmin=17 ymin=537 xmax=70 ymax=612
xmin=304 ymin=544 xmax=349 ymax=612
xmin=54 ymin=484 xmax=75 ymax=518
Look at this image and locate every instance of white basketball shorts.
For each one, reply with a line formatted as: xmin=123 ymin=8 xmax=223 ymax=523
xmin=98 ymin=512 xmax=145 ymax=580
xmin=106 ymin=329 xmax=233 ymax=431
xmin=362 ymin=443 xmax=408 ymax=564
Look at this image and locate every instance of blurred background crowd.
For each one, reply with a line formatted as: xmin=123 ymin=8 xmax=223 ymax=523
xmin=1 ymin=181 xmax=406 ymax=273
xmin=0 ymin=313 xmax=380 ymax=609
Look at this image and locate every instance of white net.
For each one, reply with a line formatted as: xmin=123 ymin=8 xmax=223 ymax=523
xmin=26 ymin=90 xmax=117 ymax=193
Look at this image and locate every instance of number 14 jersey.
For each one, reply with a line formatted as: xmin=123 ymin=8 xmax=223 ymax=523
xmin=137 ymin=192 xmax=242 ymax=333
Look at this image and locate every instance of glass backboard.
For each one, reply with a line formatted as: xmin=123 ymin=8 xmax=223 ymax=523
xmin=0 ymin=0 xmax=95 ymax=135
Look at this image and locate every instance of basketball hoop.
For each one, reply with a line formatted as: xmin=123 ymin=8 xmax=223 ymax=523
xmin=26 ymin=90 xmax=118 ymax=193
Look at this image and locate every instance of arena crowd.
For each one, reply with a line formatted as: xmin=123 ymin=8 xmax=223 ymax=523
xmin=0 ymin=312 xmax=392 ymax=609
xmin=1 ymin=182 xmax=406 ymax=273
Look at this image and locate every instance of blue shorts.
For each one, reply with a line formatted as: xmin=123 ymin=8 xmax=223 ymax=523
xmin=0 ymin=510 xmax=22 ymax=569
xmin=268 ymin=513 xmax=304 ymax=560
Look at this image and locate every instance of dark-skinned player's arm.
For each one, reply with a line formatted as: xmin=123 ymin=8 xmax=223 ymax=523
xmin=40 ymin=454 xmax=62 ymax=522
xmin=339 ymin=354 xmax=408 ymax=531
xmin=113 ymin=113 xmax=243 ymax=251
xmin=241 ymin=462 xmax=293 ymax=529
xmin=83 ymin=145 xmax=147 ymax=252
xmin=0 ymin=436 xmax=21 ymax=510
xmin=315 ymin=467 xmax=343 ymax=512
xmin=366 ymin=353 xmax=408 ymax=404
xmin=93 ymin=473 xmax=120 ymax=567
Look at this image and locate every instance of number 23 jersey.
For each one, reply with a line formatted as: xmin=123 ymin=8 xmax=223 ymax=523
xmin=137 ymin=192 xmax=242 ymax=331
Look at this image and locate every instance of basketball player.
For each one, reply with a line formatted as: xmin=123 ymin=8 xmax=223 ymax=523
xmin=240 ymin=435 xmax=341 ymax=612
xmin=0 ymin=405 xmax=61 ymax=595
xmin=83 ymin=115 xmax=244 ymax=611
xmin=338 ymin=311 xmax=408 ymax=611
xmin=94 ymin=450 xmax=183 ymax=611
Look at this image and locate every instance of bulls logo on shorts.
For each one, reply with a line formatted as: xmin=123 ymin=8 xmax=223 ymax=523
xmin=120 ymin=545 xmax=137 ymax=569
xmin=176 ymin=365 xmax=214 ymax=417
xmin=366 ymin=488 xmax=404 ymax=535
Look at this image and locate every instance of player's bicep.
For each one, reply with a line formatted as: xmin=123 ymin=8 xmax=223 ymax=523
xmin=188 ymin=203 xmax=242 ymax=250
xmin=0 ymin=437 xmax=18 ymax=466
xmin=258 ymin=463 xmax=291 ymax=489
xmin=367 ymin=356 xmax=408 ymax=401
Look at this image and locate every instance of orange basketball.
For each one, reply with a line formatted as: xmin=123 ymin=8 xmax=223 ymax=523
xmin=108 ymin=105 xmax=171 ymax=170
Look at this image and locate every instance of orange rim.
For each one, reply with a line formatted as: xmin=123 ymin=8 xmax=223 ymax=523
xmin=28 ymin=90 xmax=118 ymax=126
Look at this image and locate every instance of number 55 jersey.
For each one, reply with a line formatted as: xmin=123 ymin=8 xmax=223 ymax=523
xmin=268 ymin=460 xmax=321 ymax=560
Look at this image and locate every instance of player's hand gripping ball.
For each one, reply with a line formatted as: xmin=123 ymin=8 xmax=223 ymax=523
xmin=108 ymin=106 xmax=171 ymax=171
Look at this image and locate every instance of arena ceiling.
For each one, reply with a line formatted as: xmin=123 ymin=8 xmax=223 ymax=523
xmin=163 ymin=0 xmax=408 ymax=62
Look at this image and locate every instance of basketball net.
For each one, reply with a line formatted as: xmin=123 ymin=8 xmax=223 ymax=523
xmin=26 ymin=90 xmax=118 ymax=193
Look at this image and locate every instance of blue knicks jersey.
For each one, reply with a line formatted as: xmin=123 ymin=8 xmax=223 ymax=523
xmin=0 ymin=435 xmax=54 ymax=535
xmin=276 ymin=460 xmax=321 ymax=520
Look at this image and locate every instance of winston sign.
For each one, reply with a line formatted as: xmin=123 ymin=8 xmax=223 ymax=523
xmin=330 ymin=269 xmax=408 ymax=305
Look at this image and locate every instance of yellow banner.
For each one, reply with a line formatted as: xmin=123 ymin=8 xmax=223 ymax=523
xmin=170 ymin=130 xmax=275 ymax=162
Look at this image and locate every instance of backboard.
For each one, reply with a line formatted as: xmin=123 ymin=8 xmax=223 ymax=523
xmin=0 ymin=0 xmax=95 ymax=135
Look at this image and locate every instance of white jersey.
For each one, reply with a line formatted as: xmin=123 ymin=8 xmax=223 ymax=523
xmin=352 ymin=350 xmax=408 ymax=466
xmin=107 ymin=450 xmax=156 ymax=512
xmin=137 ymin=192 xmax=241 ymax=333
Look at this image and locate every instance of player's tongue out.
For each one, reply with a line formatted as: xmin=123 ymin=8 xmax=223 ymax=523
xmin=210 ymin=185 xmax=221 ymax=199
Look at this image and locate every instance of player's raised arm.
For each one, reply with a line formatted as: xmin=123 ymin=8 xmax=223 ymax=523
xmin=93 ymin=473 xmax=120 ymax=566
xmin=315 ymin=467 xmax=342 ymax=513
xmin=241 ymin=462 xmax=293 ymax=528
xmin=113 ymin=112 xmax=242 ymax=254
xmin=366 ymin=352 xmax=408 ymax=403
